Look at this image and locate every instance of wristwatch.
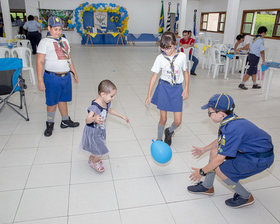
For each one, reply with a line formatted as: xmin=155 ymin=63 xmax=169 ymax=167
xmin=199 ymin=168 xmax=206 ymax=176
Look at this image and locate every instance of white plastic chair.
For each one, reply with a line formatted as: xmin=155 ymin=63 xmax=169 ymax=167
xmin=208 ymin=47 xmax=226 ymax=78
xmin=0 ymin=47 xmax=10 ymax=58
xmin=11 ymin=47 xmax=35 ymax=85
xmin=15 ymin=34 xmax=27 ymax=39
xmin=181 ymin=47 xmax=194 ymax=74
xmin=17 ymin=40 xmax=31 ymax=48
xmin=0 ymin=37 xmax=8 ymax=43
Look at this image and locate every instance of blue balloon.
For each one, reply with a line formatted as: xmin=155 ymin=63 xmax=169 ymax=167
xmin=151 ymin=140 xmax=172 ymax=164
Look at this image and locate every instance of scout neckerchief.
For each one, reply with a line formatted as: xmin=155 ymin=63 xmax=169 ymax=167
xmin=47 ymin=34 xmax=71 ymax=69
xmin=217 ymin=114 xmax=244 ymax=152
xmin=162 ymin=50 xmax=180 ymax=85
xmin=252 ymin=34 xmax=262 ymax=43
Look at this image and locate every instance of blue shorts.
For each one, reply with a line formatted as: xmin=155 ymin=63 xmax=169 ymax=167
xmin=151 ymin=79 xmax=183 ymax=112
xmin=220 ymin=152 xmax=274 ymax=182
xmin=247 ymin=53 xmax=260 ymax=76
xmin=43 ymin=71 xmax=72 ymax=106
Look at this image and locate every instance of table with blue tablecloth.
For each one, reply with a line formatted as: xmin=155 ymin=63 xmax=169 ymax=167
xmin=82 ymin=33 xmax=126 ymax=45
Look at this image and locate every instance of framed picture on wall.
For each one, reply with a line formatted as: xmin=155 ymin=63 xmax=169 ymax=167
xmin=94 ymin=11 xmax=107 ymax=32
xmin=39 ymin=9 xmax=74 ymax=30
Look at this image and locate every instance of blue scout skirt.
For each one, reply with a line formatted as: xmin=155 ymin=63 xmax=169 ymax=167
xmin=220 ymin=151 xmax=274 ymax=182
xmin=151 ymin=79 xmax=183 ymax=112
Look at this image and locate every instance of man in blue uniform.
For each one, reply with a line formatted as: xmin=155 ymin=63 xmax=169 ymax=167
xmin=187 ymin=93 xmax=274 ymax=208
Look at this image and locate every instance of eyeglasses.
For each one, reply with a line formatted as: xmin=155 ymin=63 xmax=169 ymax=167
xmin=208 ymin=111 xmax=216 ymax=117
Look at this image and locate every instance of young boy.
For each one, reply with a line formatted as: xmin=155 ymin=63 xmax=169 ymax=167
xmin=188 ymin=93 xmax=274 ymax=208
xmin=37 ymin=16 xmax=79 ymax=137
xmin=239 ymin=26 xmax=267 ymax=90
xmin=179 ymin=30 xmax=199 ymax=76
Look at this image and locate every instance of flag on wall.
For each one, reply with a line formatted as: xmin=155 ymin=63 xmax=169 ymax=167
xmin=166 ymin=2 xmax=171 ymax=31
xmin=174 ymin=3 xmax=179 ymax=32
xmin=158 ymin=1 xmax=164 ymax=34
xmin=193 ymin=9 xmax=197 ymax=36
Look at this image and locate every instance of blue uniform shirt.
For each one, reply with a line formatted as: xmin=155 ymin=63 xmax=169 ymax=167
xmin=23 ymin=20 xmax=41 ymax=32
xmin=249 ymin=36 xmax=265 ymax=57
xmin=217 ymin=114 xmax=273 ymax=158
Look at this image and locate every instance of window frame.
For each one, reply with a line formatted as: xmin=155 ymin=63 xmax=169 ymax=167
xmin=240 ymin=9 xmax=280 ymax=40
xmin=200 ymin=11 xmax=226 ymax=33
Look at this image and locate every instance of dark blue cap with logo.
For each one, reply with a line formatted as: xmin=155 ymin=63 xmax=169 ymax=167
xmin=201 ymin=93 xmax=235 ymax=111
xmin=48 ymin=16 xmax=62 ymax=27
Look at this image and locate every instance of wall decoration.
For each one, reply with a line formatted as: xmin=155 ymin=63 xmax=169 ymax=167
xmin=39 ymin=9 xmax=74 ymax=30
xmin=72 ymin=2 xmax=129 ymax=40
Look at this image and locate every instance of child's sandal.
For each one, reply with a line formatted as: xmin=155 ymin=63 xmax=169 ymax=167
xmin=88 ymin=159 xmax=104 ymax=173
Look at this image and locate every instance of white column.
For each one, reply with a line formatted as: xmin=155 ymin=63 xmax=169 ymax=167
xmin=223 ymin=0 xmax=240 ymax=45
xmin=1 ymin=0 xmax=12 ymax=39
xmin=178 ymin=0 xmax=188 ymax=35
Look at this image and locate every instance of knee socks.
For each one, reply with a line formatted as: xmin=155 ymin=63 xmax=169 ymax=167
xmin=224 ymin=178 xmax=251 ymax=199
xmin=47 ymin=111 xmax=55 ymax=123
xmin=202 ymin=170 xmax=216 ymax=189
xmin=169 ymin=122 xmax=178 ymax=133
xmin=157 ymin=123 xmax=165 ymax=140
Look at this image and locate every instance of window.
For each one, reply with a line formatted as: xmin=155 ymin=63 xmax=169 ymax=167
xmin=10 ymin=10 xmax=26 ymax=22
xmin=200 ymin=12 xmax=226 ymax=33
xmin=241 ymin=9 xmax=280 ymax=39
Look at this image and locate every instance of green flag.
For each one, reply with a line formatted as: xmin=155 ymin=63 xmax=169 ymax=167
xmin=158 ymin=1 xmax=164 ymax=34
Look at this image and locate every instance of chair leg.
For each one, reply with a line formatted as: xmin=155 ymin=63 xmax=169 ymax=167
xmin=213 ymin=66 xmax=218 ymax=78
xmin=208 ymin=65 xmax=211 ymax=77
xmin=30 ymin=68 xmax=36 ymax=85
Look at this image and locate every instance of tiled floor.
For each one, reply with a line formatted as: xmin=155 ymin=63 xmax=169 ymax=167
xmin=1 ymin=45 xmax=280 ymax=224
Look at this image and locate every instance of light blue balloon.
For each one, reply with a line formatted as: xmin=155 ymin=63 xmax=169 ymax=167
xmin=151 ymin=140 xmax=172 ymax=164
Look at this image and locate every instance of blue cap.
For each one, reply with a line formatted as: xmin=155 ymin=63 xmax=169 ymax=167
xmin=201 ymin=93 xmax=235 ymax=111
xmin=48 ymin=16 xmax=62 ymax=27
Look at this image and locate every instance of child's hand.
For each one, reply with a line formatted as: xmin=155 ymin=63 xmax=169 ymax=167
xmin=189 ymin=167 xmax=202 ymax=182
xmin=94 ymin=114 xmax=104 ymax=124
xmin=123 ymin=116 xmax=130 ymax=123
xmin=145 ymin=97 xmax=151 ymax=108
xmin=191 ymin=146 xmax=205 ymax=158
xmin=182 ymin=89 xmax=189 ymax=100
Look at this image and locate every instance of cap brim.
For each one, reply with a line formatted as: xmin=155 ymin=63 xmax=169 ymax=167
xmin=201 ymin=104 xmax=210 ymax=110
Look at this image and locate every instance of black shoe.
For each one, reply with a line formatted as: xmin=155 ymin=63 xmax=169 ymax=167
xmin=60 ymin=117 xmax=80 ymax=128
xmin=191 ymin=72 xmax=197 ymax=76
xmin=252 ymin=84 xmax=261 ymax=89
xmin=44 ymin=121 xmax=54 ymax=137
xmin=164 ymin=128 xmax=174 ymax=146
xmin=238 ymin=84 xmax=248 ymax=90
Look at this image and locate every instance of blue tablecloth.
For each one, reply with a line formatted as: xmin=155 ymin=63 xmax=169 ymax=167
xmin=0 ymin=43 xmax=17 ymax=49
xmin=81 ymin=34 xmax=126 ymax=45
xmin=261 ymin=62 xmax=280 ymax=72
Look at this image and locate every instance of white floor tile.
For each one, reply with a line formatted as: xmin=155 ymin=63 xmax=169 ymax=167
xmin=0 ymin=190 xmax=22 ymax=223
xmin=107 ymin=140 xmax=144 ymax=158
xmin=14 ymin=217 xmax=67 ymax=224
xmin=34 ymin=145 xmax=72 ymax=164
xmin=168 ymin=198 xmax=227 ymax=224
xmin=26 ymin=163 xmax=71 ymax=188
xmin=120 ymin=204 xmax=175 ymax=224
xmin=15 ymin=186 xmax=69 ymax=222
xmin=68 ymin=211 xmax=122 ymax=224
xmin=69 ymin=182 xmax=118 ymax=215
xmin=0 ymin=148 xmax=37 ymax=167
xmin=114 ymin=177 xmax=164 ymax=209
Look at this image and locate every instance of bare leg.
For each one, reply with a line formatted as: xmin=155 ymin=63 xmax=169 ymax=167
xmin=58 ymin=102 xmax=68 ymax=117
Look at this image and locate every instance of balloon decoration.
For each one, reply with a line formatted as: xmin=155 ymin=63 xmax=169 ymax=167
xmin=71 ymin=2 xmax=129 ymax=40
xmin=151 ymin=140 xmax=172 ymax=165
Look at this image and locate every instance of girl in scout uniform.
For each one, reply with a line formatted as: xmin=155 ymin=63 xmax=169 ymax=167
xmin=145 ymin=31 xmax=189 ymax=146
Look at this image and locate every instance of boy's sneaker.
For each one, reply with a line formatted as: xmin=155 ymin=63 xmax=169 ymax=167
xmin=238 ymin=84 xmax=248 ymax=90
xmin=252 ymin=84 xmax=261 ymax=89
xmin=164 ymin=128 xmax=174 ymax=146
xmin=225 ymin=193 xmax=255 ymax=208
xmin=44 ymin=121 xmax=54 ymax=137
xmin=60 ymin=117 xmax=80 ymax=128
xmin=187 ymin=182 xmax=214 ymax=195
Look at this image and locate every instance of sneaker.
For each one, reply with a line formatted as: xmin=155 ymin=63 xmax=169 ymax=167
xmin=60 ymin=117 xmax=80 ymax=128
xmin=164 ymin=128 xmax=174 ymax=146
xmin=88 ymin=159 xmax=104 ymax=173
xmin=252 ymin=84 xmax=261 ymax=89
xmin=225 ymin=193 xmax=255 ymax=208
xmin=44 ymin=121 xmax=54 ymax=137
xmin=238 ymin=84 xmax=248 ymax=90
xmin=191 ymin=72 xmax=197 ymax=76
xmin=187 ymin=182 xmax=214 ymax=195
